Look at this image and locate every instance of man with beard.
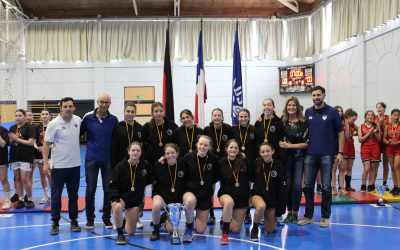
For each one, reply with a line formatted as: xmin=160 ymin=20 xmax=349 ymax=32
xmin=297 ymin=86 xmax=344 ymax=227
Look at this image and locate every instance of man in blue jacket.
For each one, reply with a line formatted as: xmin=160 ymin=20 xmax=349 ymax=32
xmin=81 ymin=92 xmax=118 ymax=229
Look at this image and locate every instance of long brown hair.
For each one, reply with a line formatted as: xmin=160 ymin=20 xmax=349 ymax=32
xmin=149 ymin=102 xmax=165 ymax=129
xmin=225 ymin=139 xmax=247 ymax=173
xmin=281 ymin=96 xmax=305 ymax=122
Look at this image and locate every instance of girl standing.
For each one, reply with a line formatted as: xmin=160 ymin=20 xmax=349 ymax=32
xmin=173 ymin=109 xmax=204 ymax=156
xmin=342 ymin=109 xmax=358 ymax=192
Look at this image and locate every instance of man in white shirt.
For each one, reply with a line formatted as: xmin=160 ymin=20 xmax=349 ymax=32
xmin=43 ymin=97 xmax=82 ymax=235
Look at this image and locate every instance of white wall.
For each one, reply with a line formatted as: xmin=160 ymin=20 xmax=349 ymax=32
xmin=1 ymin=18 xmax=400 ymax=128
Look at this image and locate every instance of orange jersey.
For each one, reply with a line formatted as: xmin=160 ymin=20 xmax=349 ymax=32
xmin=375 ymin=115 xmax=389 ymax=131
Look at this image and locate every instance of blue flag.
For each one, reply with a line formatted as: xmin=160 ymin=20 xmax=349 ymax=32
xmin=231 ymin=28 xmax=243 ymax=125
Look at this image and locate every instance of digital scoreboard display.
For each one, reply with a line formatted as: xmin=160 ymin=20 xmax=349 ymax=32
xmin=279 ymin=64 xmax=315 ymax=94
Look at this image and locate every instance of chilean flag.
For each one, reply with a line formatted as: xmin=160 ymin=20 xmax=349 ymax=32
xmin=162 ymin=24 xmax=174 ymax=121
xmin=231 ymin=27 xmax=243 ymax=125
xmin=195 ymin=29 xmax=207 ymax=128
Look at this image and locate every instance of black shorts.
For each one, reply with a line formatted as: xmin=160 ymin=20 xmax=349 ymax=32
xmin=195 ymin=195 xmax=213 ymax=211
xmin=250 ymin=190 xmax=275 ymax=209
xmin=121 ymin=199 xmax=142 ymax=210
xmin=217 ymin=193 xmax=249 ymax=209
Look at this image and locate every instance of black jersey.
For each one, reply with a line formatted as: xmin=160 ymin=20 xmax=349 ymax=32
xmin=249 ymin=159 xmax=286 ymax=216
xmin=254 ymin=114 xmax=285 ymax=159
xmin=204 ymin=122 xmax=233 ymax=158
xmin=34 ymin=123 xmax=49 ymax=159
xmin=282 ymin=120 xmax=308 ymax=158
xmin=112 ymin=120 xmax=143 ymax=166
xmin=232 ymin=124 xmax=258 ymax=161
xmin=217 ymin=157 xmax=251 ymax=201
xmin=182 ymin=151 xmax=219 ymax=199
xmin=9 ymin=123 xmax=35 ymax=163
xmin=109 ymin=159 xmax=152 ymax=209
xmin=142 ymin=118 xmax=178 ymax=164
xmin=152 ymin=160 xmax=185 ymax=203
xmin=0 ymin=126 xmax=9 ymax=165
xmin=173 ymin=125 xmax=204 ymax=157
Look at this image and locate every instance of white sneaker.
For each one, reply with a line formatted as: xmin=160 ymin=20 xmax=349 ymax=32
xmin=1 ymin=200 xmax=12 ymax=210
xmin=136 ymin=220 xmax=143 ymax=229
xmin=39 ymin=195 xmax=50 ymax=204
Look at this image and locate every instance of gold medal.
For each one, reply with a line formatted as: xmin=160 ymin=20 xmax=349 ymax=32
xmin=131 ymin=187 xmax=135 ymax=192
xmin=189 ymin=149 xmax=193 ymax=153
xmin=241 ymin=146 xmax=245 ymax=151
xmin=159 ymin=142 xmax=163 ymax=147
xmin=216 ymin=148 xmax=221 ymax=152
xmin=200 ymin=180 xmax=204 ymax=186
xmin=171 ymin=188 xmax=175 ymax=193
xmin=235 ymin=182 xmax=240 ymax=187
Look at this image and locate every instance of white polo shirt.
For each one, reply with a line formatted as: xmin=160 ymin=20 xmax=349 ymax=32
xmin=45 ymin=114 xmax=81 ymax=169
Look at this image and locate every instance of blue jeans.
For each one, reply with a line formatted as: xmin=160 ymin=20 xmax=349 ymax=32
xmin=51 ymin=166 xmax=80 ymax=223
xmin=303 ymin=155 xmax=333 ymax=219
xmin=285 ymin=156 xmax=304 ymax=212
xmin=85 ymin=161 xmax=112 ymax=221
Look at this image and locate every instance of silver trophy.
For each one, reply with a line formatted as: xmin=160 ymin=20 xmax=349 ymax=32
xmin=164 ymin=203 xmax=185 ymax=245
xmin=377 ymin=185 xmax=386 ymax=206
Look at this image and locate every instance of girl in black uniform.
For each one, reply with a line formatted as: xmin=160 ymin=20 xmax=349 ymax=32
xmin=203 ymin=108 xmax=233 ymax=224
xmin=150 ymin=143 xmax=186 ymax=240
xmin=142 ymin=102 xmax=178 ymax=164
xmin=254 ymin=98 xmax=285 ymax=160
xmin=8 ymin=109 xmax=36 ymax=209
xmin=173 ymin=109 xmax=204 ymax=157
xmin=33 ymin=109 xmax=52 ymax=204
xmin=112 ymin=102 xmax=143 ymax=168
xmin=0 ymin=114 xmax=11 ymax=209
xmin=181 ymin=135 xmax=219 ymax=243
xmin=250 ymin=142 xmax=286 ymax=242
xmin=232 ymin=108 xmax=257 ymax=224
xmin=109 ymin=142 xmax=152 ymax=245
xmin=217 ymin=139 xmax=251 ymax=245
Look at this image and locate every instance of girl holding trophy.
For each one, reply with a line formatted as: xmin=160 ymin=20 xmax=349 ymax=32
xmin=181 ymin=135 xmax=219 ymax=243
xmin=109 ymin=142 xmax=153 ymax=245
xmin=217 ymin=139 xmax=251 ymax=245
xmin=150 ymin=143 xmax=186 ymax=241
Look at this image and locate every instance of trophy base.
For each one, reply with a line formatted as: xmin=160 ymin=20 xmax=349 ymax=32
xmin=377 ymin=202 xmax=386 ymax=207
xmin=171 ymin=237 xmax=181 ymax=245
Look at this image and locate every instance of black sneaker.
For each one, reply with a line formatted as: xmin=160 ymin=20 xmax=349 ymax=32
xmin=10 ymin=193 xmax=19 ymax=203
xmin=207 ymin=215 xmax=216 ymax=225
xmin=150 ymin=228 xmax=160 ymax=241
xmin=50 ymin=223 xmax=59 ymax=235
xmin=244 ymin=213 xmax=252 ymax=224
xmin=24 ymin=195 xmax=28 ymax=203
xmin=116 ymin=234 xmax=126 ymax=245
xmin=360 ymin=185 xmax=367 ymax=192
xmin=25 ymin=200 xmax=35 ymax=209
xmin=316 ymin=185 xmax=323 ymax=193
xmin=250 ymin=226 xmax=259 ymax=242
xmin=367 ymin=184 xmax=375 ymax=192
xmin=86 ymin=219 xmax=95 ymax=229
xmin=71 ymin=220 xmax=81 ymax=232
xmin=103 ymin=219 xmax=113 ymax=229
xmin=16 ymin=200 xmax=25 ymax=209
xmin=392 ymin=187 xmax=400 ymax=197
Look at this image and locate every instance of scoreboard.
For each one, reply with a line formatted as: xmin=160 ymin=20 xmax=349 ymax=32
xmin=279 ymin=64 xmax=315 ymax=94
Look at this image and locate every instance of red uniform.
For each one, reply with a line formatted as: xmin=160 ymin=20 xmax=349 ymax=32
xmin=386 ymin=123 xmax=400 ymax=157
xmin=375 ymin=115 xmax=389 ymax=153
xmin=343 ymin=123 xmax=356 ymax=159
xmin=360 ymin=124 xmax=380 ymax=161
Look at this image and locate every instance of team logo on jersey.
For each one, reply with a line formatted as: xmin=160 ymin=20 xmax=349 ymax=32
xmin=167 ymin=129 xmax=173 ymax=135
xmin=178 ymin=171 xmax=184 ymax=178
xmin=322 ymin=115 xmax=327 ymax=120
xmin=207 ymin=163 xmax=213 ymax=170
xmin=308 ymin=116 xmax=313 ymax=120
xmin=74 ymin=123 xmax=78 ymax=128
xmin=271 ymin=170 xmax=278 ymax=178
xmin=250 ymin=133 xmax=255 ymax=139
xmin=142 ymin=169 xmax=147 ymax=176
xmin=270 ymin=126 xmax=276 ymax=132
xmin=138 ymin=132 xmax=142 ymax=138
xmin=222 ymin=135 xmax=228 ymax=141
